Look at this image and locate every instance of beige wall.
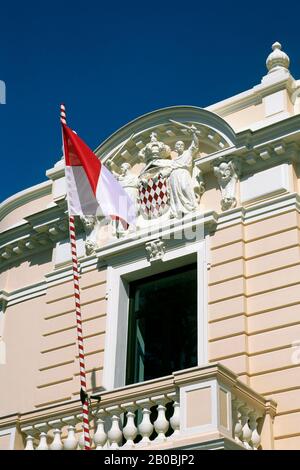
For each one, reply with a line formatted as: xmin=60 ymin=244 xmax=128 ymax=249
xmin=0 ymin=266 xmax=107 ymax=417
xmin=208 ymin=209 xmax=300 ymax=448
xmin=2 ymin=251 xmax=53 ymax=292
xmin=0 ymin=192 xmax=52 ymax=233
xmin=224 ymin=103 xmax=265 ymax=131
xmin=36 ymin=267 xmax=106 ymax=408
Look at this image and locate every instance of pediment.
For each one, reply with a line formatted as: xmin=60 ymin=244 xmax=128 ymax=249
xmin=95 ymin=106 xmax=237 ymax=172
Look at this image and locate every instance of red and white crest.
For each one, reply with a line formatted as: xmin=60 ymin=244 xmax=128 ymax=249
xmin=139 ymin=174 xmax=169 ymax=218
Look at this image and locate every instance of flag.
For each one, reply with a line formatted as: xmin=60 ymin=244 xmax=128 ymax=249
xmin=62 ymin=124 xmax=136 ymax=227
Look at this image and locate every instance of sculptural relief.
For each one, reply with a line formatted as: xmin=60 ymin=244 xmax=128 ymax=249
xmin=145 ymin=238 xmax=165 ymax=262
xmin=81 ymin=121 xmax=207 ymax=251
xmin=80 ymin=215 xmax=100 ymax=255
xmin=213 ymin=159 xmax=240 ymax=211
xmin=137 ymin=124 xmax=205 ymax=220
xmin=106 ymin=161 xmax=139 ymax=237
xmin=138 ymin=132 xmax=172 ymax=179
xmin=168 ymin=127 xmax=204 ymax=218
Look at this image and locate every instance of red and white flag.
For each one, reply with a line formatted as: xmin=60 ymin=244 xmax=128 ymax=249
xmin=62 ymin=124 xmax=136 ymax=226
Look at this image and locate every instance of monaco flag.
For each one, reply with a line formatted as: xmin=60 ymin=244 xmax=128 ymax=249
xmin=62 ymin=124 xmax=136 ymax=226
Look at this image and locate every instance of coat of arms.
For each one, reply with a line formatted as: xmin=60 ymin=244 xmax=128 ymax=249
xmin=139 ymin=173 xmax=169 ymax=218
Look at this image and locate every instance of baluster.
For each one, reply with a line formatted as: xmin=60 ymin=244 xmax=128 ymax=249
xmin=249 ymin=411 xmax=262 ymax=450
xmin=153 ymin=395 xmax=169 ymax=442
xmin=232 ymin=398 xmax=244 ymax=444
xmin=48 ymin=419 xmax=63 ymax=450
xmin=93 ymin=410 xmax=108 ymax=450
xmin=136 ymin=398 xmax=154 ymax=446
xmin=35 ymin=423 xmax=49 ymax=450
xmin=106 ymin=406 xmax=122 ymax=449
xmin=240 ymin=405 xmax=252 ymax=449
xmin=75 ymin=414 xmax=85 ymax=450
xmin=62 ymin=416 xmax=78 ymax=450
xmin=121 ymin=402 xmax=137 ymax=448
xmin=78 ymin=432 xmax=85 ymax=450
xmin=168 ymin=392 xmax=180 ymax=438
xmin=22 ymin=426 xmax=36 ymax=450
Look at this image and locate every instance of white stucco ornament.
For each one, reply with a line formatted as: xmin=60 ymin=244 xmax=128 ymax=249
xmin=145 ymin=238 xmax=165 ymax=262
xmin=80 ymin=215 xmax=99 ymax=255
xmin=266 ymin=42 xmax=290 ymax=73
xmin=213 ymin=159 xmax=240 ymax=211
xmin=169 ymin=127 xmax=202 ymax=219
xmin=137 ymin=124 xmax=205 ymax=220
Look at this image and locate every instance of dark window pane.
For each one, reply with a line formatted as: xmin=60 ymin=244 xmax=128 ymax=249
xmin=126 ymin=264 xmax=197 ymax=384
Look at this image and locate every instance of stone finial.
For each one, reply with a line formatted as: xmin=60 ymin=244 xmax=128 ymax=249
xmin=266 ymin=41 xmax=290 ymax=73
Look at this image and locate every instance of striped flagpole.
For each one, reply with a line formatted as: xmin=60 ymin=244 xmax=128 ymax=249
xmin=60 ymin=104 xmax=91 ymax=450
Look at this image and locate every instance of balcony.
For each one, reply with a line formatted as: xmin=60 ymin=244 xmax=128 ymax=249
xmin=19 ymin=364 xmax=276 ymax=450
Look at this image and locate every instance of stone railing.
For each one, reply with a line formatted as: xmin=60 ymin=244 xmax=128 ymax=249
xmin=18 ymin=364 xmax=276 ymax=450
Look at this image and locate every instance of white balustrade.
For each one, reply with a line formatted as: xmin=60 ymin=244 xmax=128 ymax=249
xmin=249 ymin=411 xmax=261 ymax=450
xmin=20 ymin=366 xmax=269 ymax=450
xmin=62 ymin=416 xmax=78 ymax=450
xmin=168 ymin=392 xmax=180 ymax=437
xmin=232 ymin=398 xmax=243 ymax=444
xmin=121 ymin=402 xmax=137 ymax=448
xmin=22 ymin=426 xmax=36 ymax=450
xmin=106 ymin=406 xmax=122 ymax=449
xmin=153 ymin=395 xmax=169 ymax=442
xmin=93 ymin=412 xmax=107 ymax=449
xmin=35 ymin=423 xmax=49 ymax=450
xmin=48 ymin=419 xmax=63 ymax=450
xmin=232 ymin=398 xmax=263 ymax=450
xmin=136 ymin=398 xmax=154 ymax=445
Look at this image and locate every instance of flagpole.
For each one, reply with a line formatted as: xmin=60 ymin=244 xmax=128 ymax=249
xmin=60 ymin=104 xmax=91 ymax=450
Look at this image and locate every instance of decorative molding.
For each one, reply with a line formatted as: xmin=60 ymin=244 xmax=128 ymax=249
xmin=145 ymin=239 xmax=165 ymax=263
xmin=102 ymin=236 xmax=207 ymax=390
xmin=1 ymin=191 xmax=300 ymax=309
xmin=1 ymin=282 xmax=46 ymax=308
xmin=0 ymin=205 xmax=70 ymax=269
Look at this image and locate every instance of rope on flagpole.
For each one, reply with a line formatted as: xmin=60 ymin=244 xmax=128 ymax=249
xmin=60 ymin=104 xmax=91 ymax=450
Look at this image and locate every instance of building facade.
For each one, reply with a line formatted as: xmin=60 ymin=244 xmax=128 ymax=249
xmin=1 ymin=42 xmax=300 ymax=450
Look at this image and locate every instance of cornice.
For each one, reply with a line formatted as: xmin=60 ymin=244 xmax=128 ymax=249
xmin=195 ymin=115 xmax=300 ymax=174
xmin=45 ymin=106 xmax=300 ymax=190
xmin=0 ymin=180 xmax=52 ymax=222
xmin=207 ymin=69 xmax=296 ymax=117
xmin=95 ymin=211 xmax=218 ymax=265
xmin=0 ymin=204 xmax=70 ymax=271
xmin=2 ymin=192 xmax=300 ymax=307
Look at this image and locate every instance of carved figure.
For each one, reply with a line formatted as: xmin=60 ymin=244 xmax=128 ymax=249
xmin=138 ymin=132 xmax=172 ymax=178
xmin=145 ymin=239 xmax=165 ymax=262
xmin=80 ymin=215 xmax=99 ymax=255
xmin=213 ymin=159 xmax=240 ymax=210
xmin=169 ymin=127 xmax=201 ymax=218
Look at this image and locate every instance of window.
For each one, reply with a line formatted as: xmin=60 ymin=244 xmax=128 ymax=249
xmin=126 ymin=264 xmax=197 ymax=385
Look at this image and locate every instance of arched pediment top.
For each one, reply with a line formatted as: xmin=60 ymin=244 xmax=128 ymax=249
xmin=95 ymin=106 xmax=237 ymax=167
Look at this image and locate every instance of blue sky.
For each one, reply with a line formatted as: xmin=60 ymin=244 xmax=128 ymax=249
xmin=1 ymin=0 xmax=300 ymax=202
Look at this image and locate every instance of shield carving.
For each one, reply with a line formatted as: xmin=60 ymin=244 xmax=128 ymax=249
xmin=139 ymin=174 xmax=169 ymax=218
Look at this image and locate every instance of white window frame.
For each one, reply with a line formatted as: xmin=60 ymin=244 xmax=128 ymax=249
xmin=102 ymin=236 xmax=208 ymax=390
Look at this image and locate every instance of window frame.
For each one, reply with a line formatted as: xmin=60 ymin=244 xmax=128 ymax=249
xmin=102 ymin=237 xmax=208 ymax=390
